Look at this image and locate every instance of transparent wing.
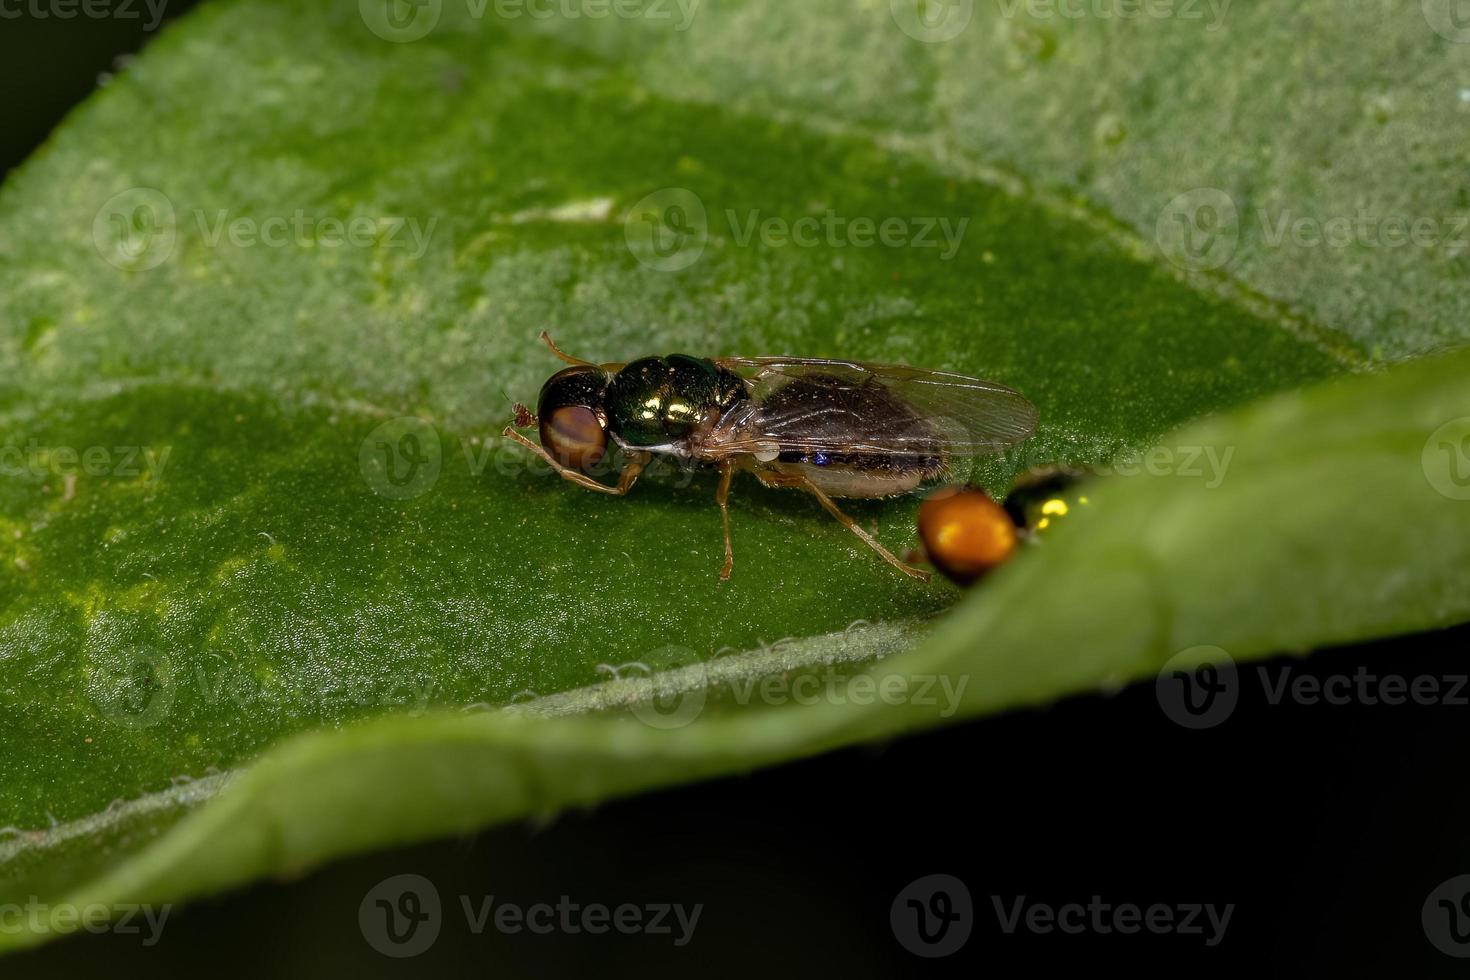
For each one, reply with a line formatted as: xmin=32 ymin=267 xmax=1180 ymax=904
xmin=704 ymin=357 xmax=1038 ymax=459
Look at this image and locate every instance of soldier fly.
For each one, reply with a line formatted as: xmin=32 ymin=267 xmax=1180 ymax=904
xmin=502 ymin=333 xmax=1038 ymax=582
xmin=914 ymin=468 xmax=1095 ymax=586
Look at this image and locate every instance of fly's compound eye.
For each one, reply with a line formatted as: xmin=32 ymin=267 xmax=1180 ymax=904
xmin=917 ymin=485 xmax=1018 ymax=586
xmin=536 ymin=366 xmax=610 ymax=471
xmin=540 ymin=405 xmax=608 ymax=470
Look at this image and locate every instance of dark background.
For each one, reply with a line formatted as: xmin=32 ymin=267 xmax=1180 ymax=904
xmin=5 ymin=7 xmax=1468 ymax=976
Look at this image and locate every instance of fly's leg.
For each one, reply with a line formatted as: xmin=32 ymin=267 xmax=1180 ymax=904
xmin=803 ymin=480 xmax=930 ymax=582
xmin=757 ymin=470 xmax=931 ymax=582
xmin=614 ymin=452 xmax=650 ymax=493
xmin=716 ymin=462 xmax=735 ymax=581
xmin=502 ymin=426 xmax=648 ymax=496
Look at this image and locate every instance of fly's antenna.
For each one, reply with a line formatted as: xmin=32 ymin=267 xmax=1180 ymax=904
xmin=539 ymin=331 xmax=598 ymax=368
xmin=498 ymin=384 xmax=537 ymax=428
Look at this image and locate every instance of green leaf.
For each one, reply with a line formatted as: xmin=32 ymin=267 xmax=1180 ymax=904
xmin=5 ymin=345 xmax=1468 ymax=953
xmin=0 ymin=0 xmax=1464 ymax=951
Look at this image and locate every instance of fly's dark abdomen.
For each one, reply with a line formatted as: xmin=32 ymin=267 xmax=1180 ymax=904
xmin=761 ymin=374 xmax=946 ymax=496
xmin=606 ymin=354 xmax=748 ymax=450
xmin=775 ymin=448 xmax=944 ymax=475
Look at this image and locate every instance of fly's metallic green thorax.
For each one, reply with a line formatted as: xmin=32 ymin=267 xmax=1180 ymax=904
xmin=606 ymin=355 xmax=748 ymax=450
